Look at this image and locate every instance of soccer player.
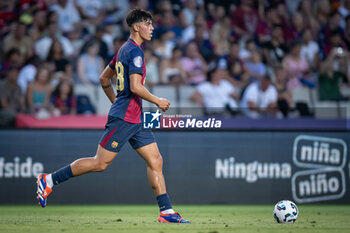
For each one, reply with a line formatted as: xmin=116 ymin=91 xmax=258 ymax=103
xmin=36 ymin=9 xmax=190 ymax=224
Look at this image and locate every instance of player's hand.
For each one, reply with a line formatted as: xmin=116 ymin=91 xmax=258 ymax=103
xmin=157 ymin=98 xmax=170 ymax=112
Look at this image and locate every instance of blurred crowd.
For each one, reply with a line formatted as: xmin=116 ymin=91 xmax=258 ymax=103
xmin=0 ymin=0 xmax=350 ymax=126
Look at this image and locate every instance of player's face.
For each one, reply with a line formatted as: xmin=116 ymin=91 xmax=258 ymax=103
xmin=137 ymin=19 xmax=154 ymax=41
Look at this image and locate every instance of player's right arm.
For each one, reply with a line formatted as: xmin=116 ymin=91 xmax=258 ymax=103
xmin=99 ymin=66 xmax=116 ymax=104
xmin=129 ymin=74 xmax=170 ymax=112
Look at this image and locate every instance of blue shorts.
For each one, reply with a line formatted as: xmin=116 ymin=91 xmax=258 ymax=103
xmin=99 ymin=115 xmax=156 ymax=153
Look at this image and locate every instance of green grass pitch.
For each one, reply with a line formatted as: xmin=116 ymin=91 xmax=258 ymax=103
xmin=0 ymin=205 xmax=349 ymax=233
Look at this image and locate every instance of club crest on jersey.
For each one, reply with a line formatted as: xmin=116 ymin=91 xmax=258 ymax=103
xmin=111 ymin=141 xmax=119 ymax=148
xmin=143 ymin=110 xmax=161 ymax=129
xmin=133 ymin=56 xmax=143 ymax=68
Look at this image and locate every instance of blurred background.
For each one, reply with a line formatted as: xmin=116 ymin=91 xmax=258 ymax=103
xmin=0 ymin=0 xmax=350 ymax=123
xmin=0 ymin=0 xmax=349 ymax=205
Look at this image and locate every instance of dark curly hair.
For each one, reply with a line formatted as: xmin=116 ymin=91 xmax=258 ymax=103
xmin=126 ymin=9 xmax=153 ymax=28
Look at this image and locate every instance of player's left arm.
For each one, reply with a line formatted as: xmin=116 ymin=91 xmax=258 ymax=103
xmin=99 ymin=66 xmax=116 ymax=104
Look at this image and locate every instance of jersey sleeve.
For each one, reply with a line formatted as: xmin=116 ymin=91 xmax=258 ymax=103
xmin=108 ymin=55 xmax=117 ymax=70
xmin=128 ymin=48 xmax=144 ymax=75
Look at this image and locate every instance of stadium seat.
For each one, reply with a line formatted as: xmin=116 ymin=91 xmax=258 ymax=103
xmin=142 ymin=99 xmax=155 ymax=109
xmin=150 ymin=85 xmax=178 ymax=115
xmin=339 ymin=102 xmax=350 ymax=119
xmin=152 ymin=85 xmax=177 ymax=104
xmin=178 ymin=85 xmax=203 ymax=116
xmin=340 ymin=86 xmax=350 ymax=97
xmin=74 ymin=84 xmax=98 ymax=109
xmin=291 ymin=87 xmax=314 ymax=108
xmin=314 ymin=101 xmax=345 ymax=119
xmin=96 ymin=86 xmax=113 ymax=115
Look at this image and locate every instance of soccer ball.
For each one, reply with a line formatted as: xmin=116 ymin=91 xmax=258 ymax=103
xmin=273 ymin=200 xmax=298 ymax=223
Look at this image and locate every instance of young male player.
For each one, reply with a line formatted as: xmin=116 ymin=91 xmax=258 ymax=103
xmin=36 ymin=9 xmax=190 ymax=224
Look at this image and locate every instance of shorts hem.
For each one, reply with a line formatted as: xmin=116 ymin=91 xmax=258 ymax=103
xmin=99 ymin=143 xmax=121 ymax=153
xmin=131 ymin=140 xmax=156 ymax=150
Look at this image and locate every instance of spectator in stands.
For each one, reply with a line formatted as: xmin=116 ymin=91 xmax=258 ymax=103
xmin=181 ymin=41 xmax=208 ymax=85
xmin=100 ymin=0 xmax=129 ymax=24
xmin=318 ymin=48 xmax=350 ymax=101
xmin=276 ymin=0 xmax=294 ymax=38
xmin=18 ymin=0 xmax=47 ymax=13
xmin=26 ymin=66 xmax=52 ymax=114
xmin=241 ymin=75 xmax=278 ymax=119
xmin=300 ymin=28 xmax=319 ymax=70
xmin=190 ymin=66 xmax=239 ymax=116
xmin=285 ymin=0 xmax=302 ymax=15
xmin=51 ymin=79 xmax=76 ymax=115
xmin=282 ymin=41 xmax=311 ymax=90
xmin=28 ymin=9 xmax=47 ymax=44
xmin=1 ymin=49 xmax=23 ymax=77
xmin=210 ymin=4 xmax=230 ymax=57
xmin=297 ymin=0 xmax=320 ymax=35
xmin=231 ymin=0 xmax=259 ymax=38
xmin=144 ymin=48 xmax=159 ymax=87
xmin=318 ymin=11 xmax=344 ymax=58
xmin=46 ymin=10 xmax=58 ymax=25
xmin=344 ymin=15 xmax=350 ymax=49
xmin=153 ymin=28 xmax=176 ymax=59
xmin=129 ymin=0 xmax=149 ymax=11
xmin=154 ymin=0 xmax=182 ymax=42
xmin=2 ymin=21 xmax=33 ymax=60
xmin=31 ymin=9 xmax=47 ymax=34
xmin=286 ymin=11 xmax=305 ymax=43
xmin=323 ymin=30 xmax=347 ymax=58
xmin=221 ymin=41 xmax=244 ymax=73
xmin=274 ymin=66 xmax=294 ymax=117
xmin=239 ymin=39 xmax=257 ymax=61
xmin=328 ymin=10 xmax=344 ymax=34
xmin=75 ymin=0 xmax=103 ymax=26
xmin=263 ymin=25 xmax=289 ymax=68
xmin=315 ymin=0 xmax=334 ymax=59
xmin=179 ymin=0 xmax=199 ymax=29
xmin=110 ymin=37 xmax=123 ymax=61
xmin=192 ymin=23 xmax=214 ymax=63
xmin=182 ymin=12 xmax=207 ymax=45
xmin=159 ymin=46 xmax=186 ymax=85
xmin=49 ymin=0 xmax=81 ymax=34
xmin=47 ymin=39 xmax=73 ymax=81
xmin=102 ymin=24 xmax=119 ymax=59
xmin=80 ymin=25 xmax=109 ymax=64
xmin=339 ymin=0 xmax=350 ymax=29
xmin=256 ymin=6 xmax=279 ymax=44
xmin=0 ymin=2 xmax=18 ymax=33
xmin=228 ymin=59 xmax=249 ymax=89
xmin=0 ymin=66 xmax=25 ymax=127
xmin=17 ymin=55 xmax=41 ymax=94
xmin=34 ymin=21 xmax=74 ymax=60
xmin=77 ymin=40 xmax=104 ymax=85
xmin=245 ymin=50 xmax=267 ymax=82
xmin=315 ymin=0 xmax=331 ymax=30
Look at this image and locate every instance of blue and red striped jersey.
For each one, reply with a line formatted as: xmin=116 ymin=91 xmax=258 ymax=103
xmin=108 ymin=38 xmax=146 ymax=123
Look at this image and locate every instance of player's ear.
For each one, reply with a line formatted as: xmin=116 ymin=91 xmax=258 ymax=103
xmin=132 ymin=23 xmax=139 ymax=32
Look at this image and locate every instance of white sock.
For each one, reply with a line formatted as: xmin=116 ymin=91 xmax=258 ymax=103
xmin=161 ymin=209 xmax=175 ymax=214
xmin=46 ymin=174 xmax=54 ymax=188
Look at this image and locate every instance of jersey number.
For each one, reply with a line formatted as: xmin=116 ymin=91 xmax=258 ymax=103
xmin=116 ymin=61 xmax=124 ymax=91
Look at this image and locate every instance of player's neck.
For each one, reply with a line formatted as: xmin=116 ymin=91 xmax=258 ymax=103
xmin=130 ymin=34 xmax=144 ymax=46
